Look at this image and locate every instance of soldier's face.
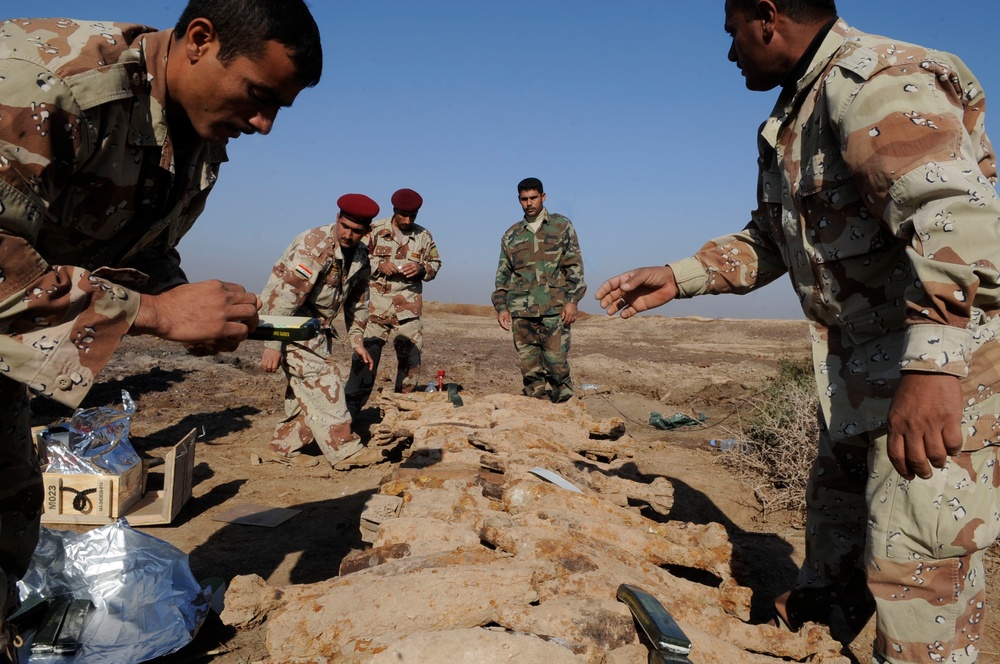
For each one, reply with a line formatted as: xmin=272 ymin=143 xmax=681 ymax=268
xmin=336 ymin=215 xmax=368 ymax=249
xmin=518 ymin=189 xmax=545 ymax=217
xmin=392 ymin=209 xmax=418 ymax=231
xmin=724 ymin=1 xmax=784 ymax=92
xmin=175 ymin=21 xmax=306 ymax=143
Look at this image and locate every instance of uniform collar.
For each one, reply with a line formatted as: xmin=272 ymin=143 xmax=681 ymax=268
xmin=762 ymin=18 xmax=853 ymax=149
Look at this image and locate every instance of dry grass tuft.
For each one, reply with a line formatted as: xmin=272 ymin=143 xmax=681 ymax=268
xmin=720 ymin=357 xmax=818 ymax=524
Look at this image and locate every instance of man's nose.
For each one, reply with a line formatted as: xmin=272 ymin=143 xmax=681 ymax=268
xmin=728 ymin=42 xmax=737 ymax=63
xmin=249 ymin=108 xmax=278 ymax=135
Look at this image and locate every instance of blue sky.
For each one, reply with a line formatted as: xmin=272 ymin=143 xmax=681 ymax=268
xmin=5 ymin=1 xmax=999 ymax=318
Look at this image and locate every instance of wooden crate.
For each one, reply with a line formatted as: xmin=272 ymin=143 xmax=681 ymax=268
xmin=42 ymin=461 xmax=144 ymax=522
xmin=38 ymin=429 xmax=197 ymax=526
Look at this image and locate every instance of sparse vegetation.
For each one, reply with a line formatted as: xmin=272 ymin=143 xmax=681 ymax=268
xmin=720 ymin=356 xmax=818 ymax=523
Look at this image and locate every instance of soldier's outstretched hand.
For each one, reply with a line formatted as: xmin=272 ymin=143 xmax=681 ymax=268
xmin=131 ymin=280 xmax=261 ymax=350
xmin=596 ymin=266 xmax=679 ymax=319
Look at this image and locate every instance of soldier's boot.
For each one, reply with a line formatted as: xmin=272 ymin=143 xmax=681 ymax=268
xmin=268 ymin=449 xmax=320 ymax=467
xmin=771 ymin=582 xmax=874 ymax=643
xmin=333 ymin=446 xmax=386 ymax=470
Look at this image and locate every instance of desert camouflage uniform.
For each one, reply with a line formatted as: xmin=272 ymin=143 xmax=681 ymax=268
xmin=668 ymin=19 xmax=1000 ymax=663
xmin=260 ymin=225 xmax=370 ymax=465
xmin=345 ymin=217 xmax=440 ymax=410
xmin=492 ymin=208 xmax=586 ymax=402
xmin=0 ymin=18 xmax=225 ymax=637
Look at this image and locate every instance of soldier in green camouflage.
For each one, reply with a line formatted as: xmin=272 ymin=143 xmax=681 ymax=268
xmin=598 ymin=2 xmax=1000 ymax=662
xmin=345 ymin=188 xmax=441 ymax=415
xmin=259 ymin=194 xmax=385 ymax=471
xmin=0 ymin=2 xmax=322 ymax=658
xmin=493 ymin=178 xmax=587 ymax=403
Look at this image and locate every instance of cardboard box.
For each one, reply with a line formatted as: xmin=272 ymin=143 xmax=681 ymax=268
xmin=38 ymin=428 xmax=197 ymax=526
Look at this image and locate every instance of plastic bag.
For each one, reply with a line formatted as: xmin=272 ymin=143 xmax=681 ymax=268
xmin=18 ymin=519 xmax=211 ymax=662
xmin=648 ymin=411 xmax=707 ymax=430
xmin=40 ymin=390 xmax=141 ymax=478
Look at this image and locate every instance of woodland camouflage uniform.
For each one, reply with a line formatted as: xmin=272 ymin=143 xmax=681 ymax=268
xmin=668 ymin=19 xmax=1000 ymax=663
xmin=260 ymin=225 xmax=370 ymax=465
xmin=492 ymin=209 xmax=586 ymax=402
xmin=0 ymin=18 xmax=225 ymax=650
xmin=347 ymin=216 xmax=440 ymax=408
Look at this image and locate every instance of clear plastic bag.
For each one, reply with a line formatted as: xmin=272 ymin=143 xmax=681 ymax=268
xmin=18 ymin=519 xmax=211 ymax=662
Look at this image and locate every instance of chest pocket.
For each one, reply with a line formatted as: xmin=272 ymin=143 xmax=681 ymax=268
xmin=799 ymin=154 xmax=885 ymax=264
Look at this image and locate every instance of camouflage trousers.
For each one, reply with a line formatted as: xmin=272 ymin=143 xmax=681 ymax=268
xmin=789 ymin=418 xmax=1000 ymax=663
xmin=270 ymin=339 xmax=362 ymax=466
xmin=345 ymin=318 xmax=423 ymax=417
xmin=0 ymin=380 xmax=43 ymax=639
xmin=511 ymin=315 xmax=573 ymax=403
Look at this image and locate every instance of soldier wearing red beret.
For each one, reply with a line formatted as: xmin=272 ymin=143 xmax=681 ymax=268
xmin=345 ymin=188 xmax=442 ymax=417
xmin=257 ymin=193 xmax=386 ymax=469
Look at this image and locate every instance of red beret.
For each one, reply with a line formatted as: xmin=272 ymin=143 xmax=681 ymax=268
xmin=390 ymin=188 xmax=423 ymax=212
xmin=337 ymin=193 xmax=379 ymax=221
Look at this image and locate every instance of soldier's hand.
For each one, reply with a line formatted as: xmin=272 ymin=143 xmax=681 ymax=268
xmin=886 ymin=372 xmax=963 ymax=480
xmin=261 ymin=348 xmax=283 ymax=372
xmin=131 ymin=280 xmax=261 ymax=346
xmin=596 ymin=266 xmax=678 ymax=319
xmin=354 ymin=345 xmax=374 ymax=370
xmin=497 ymin=310 xmax=512 ymax=331
xmin=378 ymin=261 xmax=400 ymax=277
xmin=561 ymin=303 xmax=579 ymax=325
xmin=399 ymin=262 xmax=423 ymax=279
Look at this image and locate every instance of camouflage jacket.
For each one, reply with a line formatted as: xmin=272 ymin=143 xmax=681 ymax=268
xmin=669 ymin=19 xmax=1000 ymax=440
xmin=260 ymin=225 xmax=371 ymax=353
xmin=0 ymin=19 xmax=227 ymax=408
xmin=492 ymin=209 xmax=587 ymax=318
xmin=365 ymin=217 xmax=440 ymax=325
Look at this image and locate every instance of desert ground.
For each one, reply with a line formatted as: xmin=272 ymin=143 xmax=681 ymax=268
xmin=27 ymin=302 xmax=1000 ymax=663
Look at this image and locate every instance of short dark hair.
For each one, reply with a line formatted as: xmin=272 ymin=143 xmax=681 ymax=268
xmin=176 ymin=0 xmax=322 ymax=87
xmin=729 ymin=0 xmax=836 ymax=23
xmin=517 ymin=177 xmax=544 ymax=194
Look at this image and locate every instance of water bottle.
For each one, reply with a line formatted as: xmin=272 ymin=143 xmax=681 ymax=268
xmin=710 ymin=438 xmax=737 ymax=451
xmin=425 ymin=380 xmax=437 ymax=393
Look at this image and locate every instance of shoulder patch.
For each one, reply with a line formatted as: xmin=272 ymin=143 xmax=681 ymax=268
xmin=294 ymin=264 xmax=313 ymax=280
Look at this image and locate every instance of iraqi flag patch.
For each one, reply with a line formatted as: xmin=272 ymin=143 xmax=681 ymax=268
xmin=294 ymin=263 xmax=313 ymax=280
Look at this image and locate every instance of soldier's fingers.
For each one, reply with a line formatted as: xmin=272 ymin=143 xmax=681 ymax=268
xmin=219 ymin=281 xmax=249 ymax=293
xmin=924 ymin=432 xmax=951 ymax=470
xmin=906 ymin=434 xmax=934 ymax=480
xmin=886 ymin=431 xmax=912 ymax=479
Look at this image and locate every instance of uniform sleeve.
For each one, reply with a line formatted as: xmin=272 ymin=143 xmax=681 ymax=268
xmin=836 ymin=57 xmax=1000 ymax=377
xmin=344 ymin=261 xmax=370 ymax=349
xmin=668 ymin=218 xmax=789 ymax=299
xmin=0 ymin=59 xmax=141 ymax=407
xmin=492 ymin=235 xmax=513 ymax=313
xmin=258 ymin=233 xmax=319 ymax=351
xmin=561 ymin=221 xmax=587 ymax=305
xmin=418 ymin=231 xmax=441 ymax=282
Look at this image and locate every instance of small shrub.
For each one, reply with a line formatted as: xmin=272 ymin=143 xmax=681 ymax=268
xmin=720 ymin=356 xmax=819 ymax=522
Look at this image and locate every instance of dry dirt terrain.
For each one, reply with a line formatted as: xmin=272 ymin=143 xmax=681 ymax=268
xmin=27 ymin=303 xmax=1000 ymax=663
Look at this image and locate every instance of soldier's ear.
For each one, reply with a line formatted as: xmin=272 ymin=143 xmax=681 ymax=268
xmin=183 ymin=18 xmax=219 ymax=64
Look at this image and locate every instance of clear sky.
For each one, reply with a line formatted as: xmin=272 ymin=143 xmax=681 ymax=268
xmin=4 ymin=1 xmax=999 ymax=318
